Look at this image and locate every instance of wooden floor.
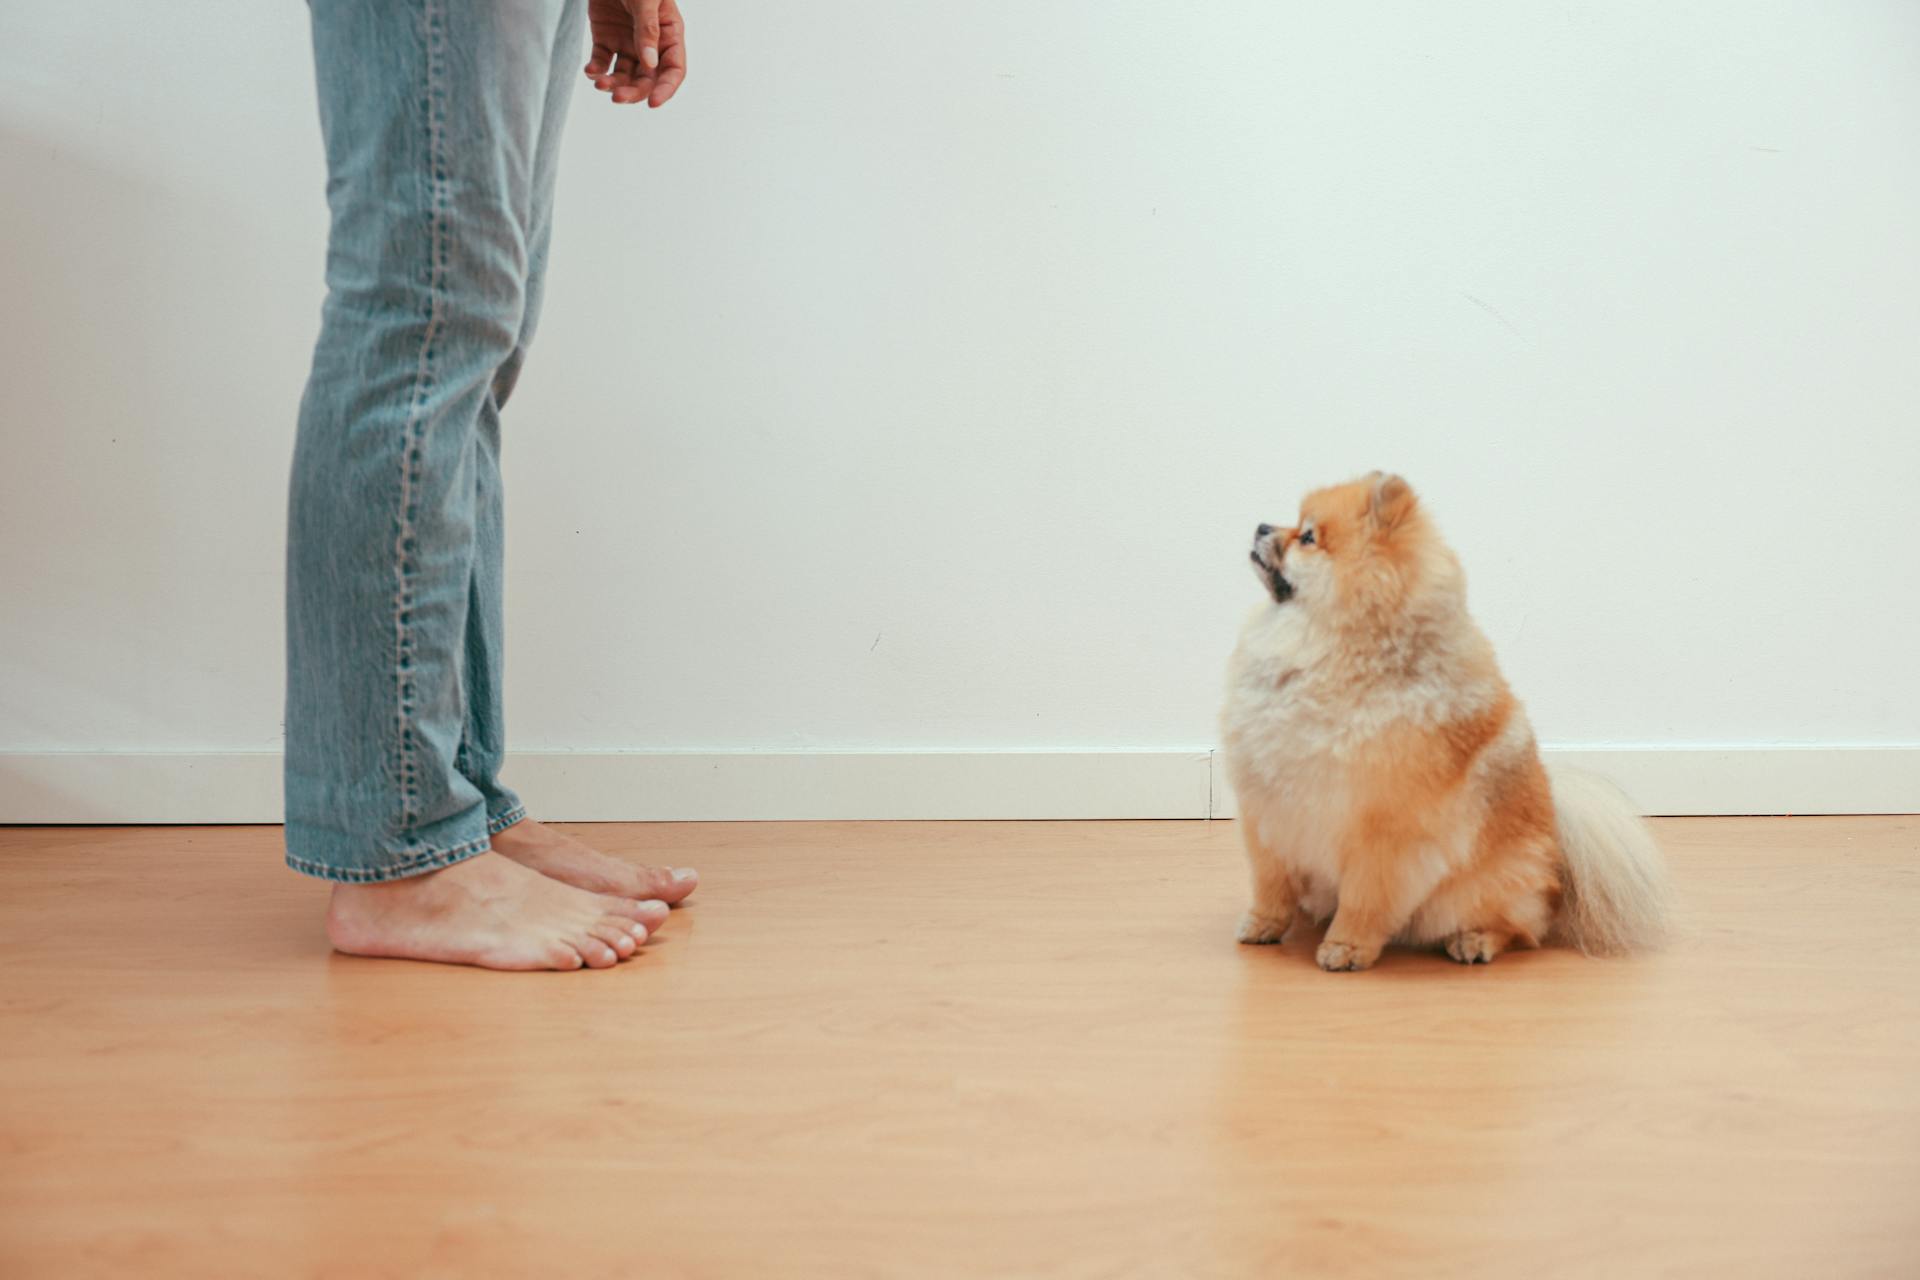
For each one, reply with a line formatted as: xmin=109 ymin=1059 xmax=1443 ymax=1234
xmin=1 ymin=818 xmax=1916 ymax=1278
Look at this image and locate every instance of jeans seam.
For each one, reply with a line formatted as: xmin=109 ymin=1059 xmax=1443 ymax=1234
xmin=391 ymin=0 xmax=451 ymax=838
xmin=487 ymin=804 xmax=528 ymax=835
xmin=285 ymin=830 xmax=491 ymax=885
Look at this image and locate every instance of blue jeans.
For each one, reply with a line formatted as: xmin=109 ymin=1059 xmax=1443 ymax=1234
xmin=286 ymin=0 xmax=586 ymax=881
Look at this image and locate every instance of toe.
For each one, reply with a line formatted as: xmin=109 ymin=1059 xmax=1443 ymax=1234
xmin=580 ymin=939 xmax=621 ymax=969
xmin=603 ymin=895 xmax=671 ymax=930
xmin=600 ymin=911 xmax=649 ymax=947
xmin=591 ymin=922 xmax=636 ymax=957
xmin=546 ymin=941 xmax=586 ymax=971
xmin=639 ymin=865 xmax=699 ymax=905
xmin=590 ymin=920 xmax=636 ymax=958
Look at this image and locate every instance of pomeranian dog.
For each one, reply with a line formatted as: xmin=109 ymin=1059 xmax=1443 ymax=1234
xmin=1220 ymin=472 xmax=1668 ymax=971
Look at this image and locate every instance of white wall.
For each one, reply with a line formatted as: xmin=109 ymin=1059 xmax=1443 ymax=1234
xmin=3 ymin=3 xmax=1918 ymax=814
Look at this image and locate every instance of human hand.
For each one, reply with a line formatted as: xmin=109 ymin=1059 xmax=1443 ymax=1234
xmin=585 ymin=0 xmax=686 ymax=108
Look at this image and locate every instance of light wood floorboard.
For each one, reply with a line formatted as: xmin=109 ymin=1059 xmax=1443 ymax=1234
xmin=1 ymin=817 xmax=1916 ymax=1277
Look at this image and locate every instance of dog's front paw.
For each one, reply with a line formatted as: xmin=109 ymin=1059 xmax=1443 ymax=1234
xmin=1236 ymin=911 xmax=1291 ymax=945
xmin=1315 ymin=939 xmax=1375 ymax=972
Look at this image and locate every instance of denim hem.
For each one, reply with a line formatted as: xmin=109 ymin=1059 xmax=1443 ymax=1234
xmin=487 ymin=803 xmax=528 ymax=836
xmin=284 ymin=830 xmax=492 ymax=885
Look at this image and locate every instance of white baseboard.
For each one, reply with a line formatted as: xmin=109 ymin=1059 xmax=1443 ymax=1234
xmin=0 ymin=750 xmax=1212 ymax=824
xmin=0 ymin=746 xmax=1912 ymax=824
xmin=1209 ymin=745 xmax=1920 ymax=819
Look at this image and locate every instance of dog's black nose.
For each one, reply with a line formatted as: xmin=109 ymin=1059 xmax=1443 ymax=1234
xmin=1256 ymin=524 xmax=1274 ymax=538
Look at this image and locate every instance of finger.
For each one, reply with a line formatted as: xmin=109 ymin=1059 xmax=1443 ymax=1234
xmin=649 ymin=64 xmax=685 ymax=108
xmin=650 ymin=5 xmax=686 ymax=108
xmin=593 ymin=44 xmax=628 ymax=91
xmin=659 ymin=0 xmax=685 ymax=60
xmin=585 ymin=41 xmax=616 ymax=77
xmin=612 ymin=50 xmax=654 ymax=104
xmin=637 ymin=0 xmax=662 ymax=70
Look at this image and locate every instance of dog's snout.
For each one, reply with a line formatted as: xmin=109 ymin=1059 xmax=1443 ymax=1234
xmin=1256 ymin=524 xmax=1275 ymax=539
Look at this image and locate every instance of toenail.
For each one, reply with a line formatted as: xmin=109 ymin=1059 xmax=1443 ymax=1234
xmin=641 ymin=898 xmax=668 ymax=910
xmin=671 ymin=868 xmax=697 ymax=882
xmin=630 ymin=923 xmax=649 ymax=938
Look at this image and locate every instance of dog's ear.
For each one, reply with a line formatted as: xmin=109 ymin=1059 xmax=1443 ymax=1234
xmin=1366 ymin=472 xmax=1416 ymax=532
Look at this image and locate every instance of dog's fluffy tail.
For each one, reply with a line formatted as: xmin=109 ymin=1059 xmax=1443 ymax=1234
xmin=1547 ymin=764 xmax=1670 ymax=954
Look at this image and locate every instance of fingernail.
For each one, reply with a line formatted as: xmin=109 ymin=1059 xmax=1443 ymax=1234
xmin=642 ymin=46 xmax=659 ymax=69
xmin=672 ymin=868 xmax=697 ymax=883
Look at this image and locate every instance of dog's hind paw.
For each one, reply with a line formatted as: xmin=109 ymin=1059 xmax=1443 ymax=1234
xmin=1444 ymin=930 xmax=1505 ymax=965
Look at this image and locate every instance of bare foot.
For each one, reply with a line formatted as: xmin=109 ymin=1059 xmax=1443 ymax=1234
xmin=490 ymin=819 xmax=698 ymax=909
xmin=326 ymin=852 xmax=651 ymax=971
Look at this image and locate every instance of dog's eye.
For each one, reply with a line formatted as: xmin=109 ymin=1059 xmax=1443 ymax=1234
xmin=1299 ymin=528 xmax=1316 ymax=547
